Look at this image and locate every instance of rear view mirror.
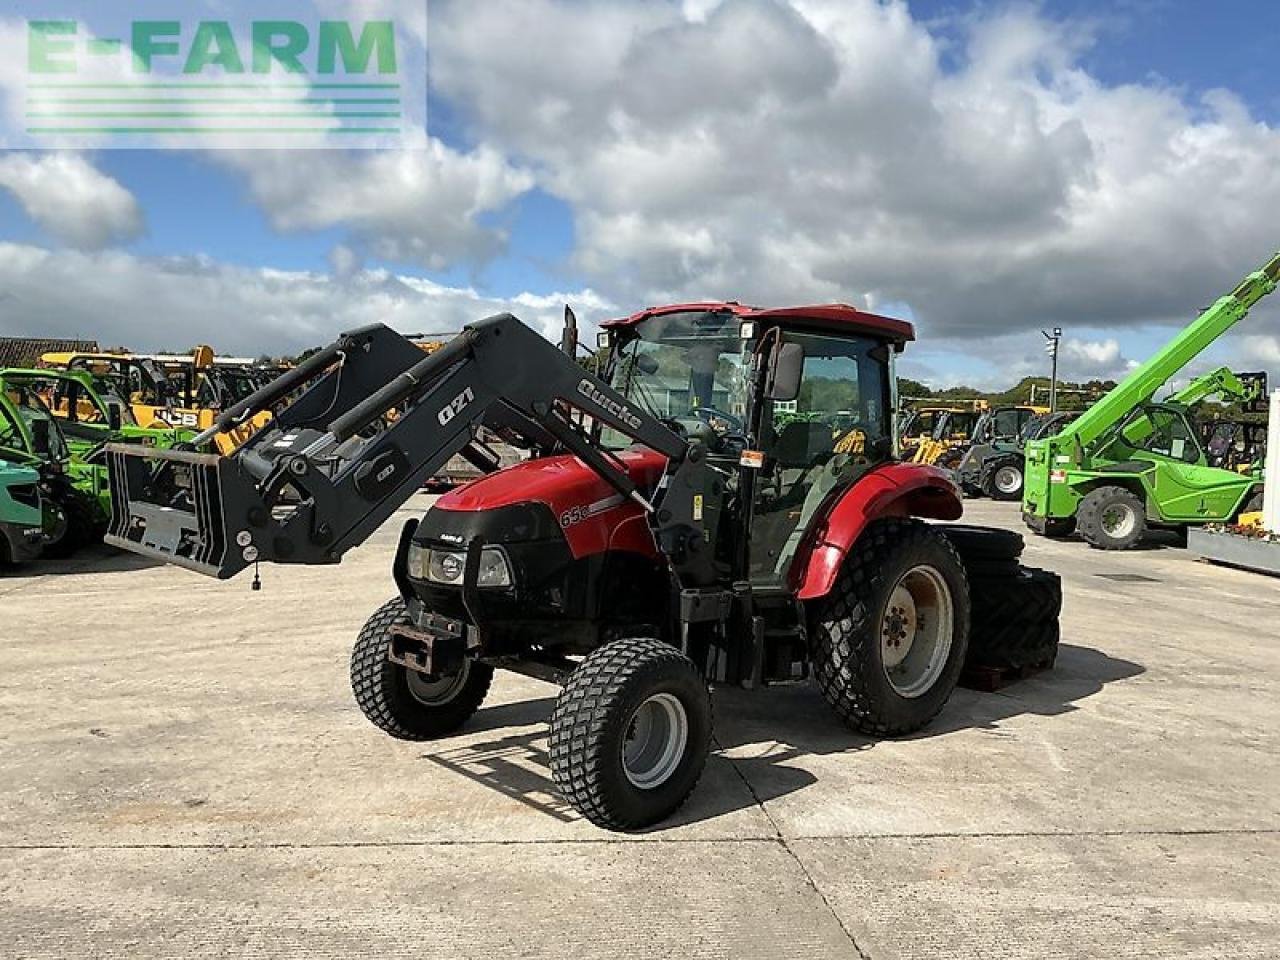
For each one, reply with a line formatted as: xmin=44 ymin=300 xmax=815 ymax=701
xmin=766 ymin=342 xmax=804 ymax=402
xmin=31 ymin=417 xmax=51 ymax=456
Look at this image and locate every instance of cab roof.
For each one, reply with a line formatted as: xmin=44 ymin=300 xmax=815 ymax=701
xmin=602 ymin=301 xmax=915 ymax=344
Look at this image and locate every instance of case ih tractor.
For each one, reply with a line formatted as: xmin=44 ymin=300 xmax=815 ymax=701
xmin=106 ymin=303 xmax=1060 ymax=829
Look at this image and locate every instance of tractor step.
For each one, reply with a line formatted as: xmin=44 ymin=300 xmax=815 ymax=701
xmin=960 ymin=655 xmax=1056 ymax=692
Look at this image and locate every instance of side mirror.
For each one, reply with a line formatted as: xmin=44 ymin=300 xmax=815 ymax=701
xmin=31 ymin=417 xmax=51 ymax=456
xmin=766 ymin=341 xmax=804 ymax=402
xmin=108 ymin=403 xmax=123 ymax=432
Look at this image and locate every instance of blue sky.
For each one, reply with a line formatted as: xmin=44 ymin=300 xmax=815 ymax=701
xmin=1 ymin=0 xmax=1278 ymax=387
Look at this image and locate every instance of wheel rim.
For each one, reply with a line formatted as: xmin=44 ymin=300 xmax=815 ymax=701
xmin=879 ymin=565 xmax=955 ymax=699
xmin=1100 ymin=503 xmax=1136 ymax=539
xmin=405 ymin=659 xmax=470 ymax=706
xmin=621 ymin=693 xmax=688 ymax=790
xmin=994 ymin=466 xmax=1021 ymax=494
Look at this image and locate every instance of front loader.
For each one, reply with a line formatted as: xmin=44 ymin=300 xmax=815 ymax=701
xmin=107 ymin=304 xmax=1061 ymax=829
xmin=1024 ymin=253 xmax=1278 ymax=548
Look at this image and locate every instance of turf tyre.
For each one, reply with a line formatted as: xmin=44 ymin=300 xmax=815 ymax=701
xmin=350 ymin=597 xmax=493 ymax=740
xmin=548 ymin=638 xmax=711 ymax=831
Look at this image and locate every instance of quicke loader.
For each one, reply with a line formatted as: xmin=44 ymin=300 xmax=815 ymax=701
xmin=107 ymin=304 xmax=1061 ymax=829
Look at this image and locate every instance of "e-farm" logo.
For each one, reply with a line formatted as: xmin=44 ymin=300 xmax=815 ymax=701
xmin=8 ymin=1 xmax=425 ymax=149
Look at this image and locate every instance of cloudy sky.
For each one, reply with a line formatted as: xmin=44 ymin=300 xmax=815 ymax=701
xmin=1 ymin=0 xmax=1278 ymax=391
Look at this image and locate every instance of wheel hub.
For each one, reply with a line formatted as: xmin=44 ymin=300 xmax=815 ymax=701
xmin=405 ymin=659 xmax=469 ymax=706
xmin=879 ymin=565 xmax=955 ymax=698
xmin=622 ymin=693 xmax=688 ymax=790
xmin=995 ymin=466 xmax=1021 ymax=493
xmin=1101 ymin=504 xmax=1136 ymax=538
xmin=880 ymin=586 xmax=918 ymax=668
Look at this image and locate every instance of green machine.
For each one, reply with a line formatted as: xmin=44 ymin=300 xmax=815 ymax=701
xmin=1023 ymin=253 xmax=1278 ymax=549
xmin=0 ymin=370 xmax=192 ymax=557
xmin=0 ymin=458 xmax=44 ymax=566
xmin=0 ymin=382 xmax=112 ymax=557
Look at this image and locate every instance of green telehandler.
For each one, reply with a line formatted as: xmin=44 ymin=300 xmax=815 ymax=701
xmin=1 ymin=369 xmax=194 ymax=557
xmin=1023 ymin=253 xmax=1278 ymax=549
xmin=0 ymin=388 xmax=99 ymax=558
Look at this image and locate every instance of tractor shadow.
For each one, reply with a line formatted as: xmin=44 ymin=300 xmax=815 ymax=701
xmin=415 ymin=642 xmax=1145 ymax=829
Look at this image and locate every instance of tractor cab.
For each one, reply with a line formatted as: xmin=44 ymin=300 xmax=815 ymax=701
xmin=597 ymin=304 xmax=909 ymax=589
xmin=0 ymin=385 xmax=71 ymax=468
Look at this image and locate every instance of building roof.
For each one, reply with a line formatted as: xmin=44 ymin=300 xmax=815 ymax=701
xmin=0 ymin=337 xmax=100 ymax=369
xmin=602 ymin=301 xmax=915 ymax=343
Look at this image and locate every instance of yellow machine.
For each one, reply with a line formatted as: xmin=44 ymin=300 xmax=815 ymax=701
xmin=39 ymin=348 xmax=272 ymax=455
xmin=899 ymin=402 xmax=986 ymax=463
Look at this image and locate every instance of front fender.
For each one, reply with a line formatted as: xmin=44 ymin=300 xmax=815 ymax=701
xmin=789 ymin=463 xmax=963 ymax=600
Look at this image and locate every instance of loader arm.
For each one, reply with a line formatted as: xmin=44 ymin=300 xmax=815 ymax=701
xmin=106 ymin=314 xmax=720 ymax=587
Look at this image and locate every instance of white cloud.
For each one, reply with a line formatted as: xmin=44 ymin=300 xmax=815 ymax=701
xmin=0 ymin=242 xmax=609 ymax=356
xmin=1059 ymin=337 xmax=1136 ymax=380
xmin=0 ymin=153 xmax=144 ymax=249
xmin=429 ymin=0 xmax=1280 ymax=350
xmin=217 ymin=133 xmax=534 ymax=269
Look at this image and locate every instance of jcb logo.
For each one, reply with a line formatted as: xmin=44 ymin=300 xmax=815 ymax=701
xmin=157 ymin=409 xmax=200 ymax=428
xmin=437 ymin=387 xmax=475 ymax=427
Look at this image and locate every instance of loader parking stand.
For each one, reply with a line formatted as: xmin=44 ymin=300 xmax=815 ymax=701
xmin=3 ymin=2 xmax=1280 ymax=958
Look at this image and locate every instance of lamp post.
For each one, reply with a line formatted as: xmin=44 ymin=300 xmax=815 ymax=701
xmin=1042 ymin=327 xmax=1062 ymax=413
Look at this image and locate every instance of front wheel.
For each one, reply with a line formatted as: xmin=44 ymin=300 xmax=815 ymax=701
xmin=1077 ymin=486 xmax=1146 ymax=550
xmin=810 ymin=519 xmax=970 ymax=737
xmin=548 ymin=638 xmax=711 ymax=831
xmin=982 ymin=456 xmax=1024 ymax=501
xmin=350 ymin=597 xmax=493 ymax=740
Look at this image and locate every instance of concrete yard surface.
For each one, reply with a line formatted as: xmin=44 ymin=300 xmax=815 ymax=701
xmin=1 ymin=497 xmax=1277 ymax=958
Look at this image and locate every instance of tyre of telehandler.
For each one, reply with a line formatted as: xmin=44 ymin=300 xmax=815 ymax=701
xmin=43 ymin=495 xmax=99 ymax=559
xmin=549 ymin=638 xmax=712 ymax=831
xmin=981 ymin=456 xmax=1024 ymax=501
xmin=811 ymin=519 xmax=970 ymax=737
xmin=350 ymin=597 xmax=493 ymax=740
xmin=1077 ymin=485 xmax=1146 ymax=551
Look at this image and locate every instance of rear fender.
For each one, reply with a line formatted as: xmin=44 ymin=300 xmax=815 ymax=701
xmin=790 ymin=463 xmax=963 ymax=600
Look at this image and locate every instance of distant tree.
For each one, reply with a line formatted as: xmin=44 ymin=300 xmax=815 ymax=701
xmin=898 ymin=377 xmax=932 ymax=398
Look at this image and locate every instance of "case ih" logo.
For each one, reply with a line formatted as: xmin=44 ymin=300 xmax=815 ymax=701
xmin=437 ymin=387 xmax=475 ymax=426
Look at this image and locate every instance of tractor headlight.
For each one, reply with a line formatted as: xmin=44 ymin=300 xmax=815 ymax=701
xmin=408 ymin=543 xmax=512 ymax=588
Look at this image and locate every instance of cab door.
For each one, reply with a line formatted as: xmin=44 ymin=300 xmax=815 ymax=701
xmin=749 ymin=331 xmax=892 ymax=585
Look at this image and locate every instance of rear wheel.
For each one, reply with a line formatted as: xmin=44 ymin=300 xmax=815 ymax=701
xmin=350 ymin=597 xmax=493 ymax=740
xmin=1078 ymin=486 xmax=1146 ymax=550
xmin=810 ymin=519 xmax=969 ymax=736
xmin=982 ymin=456 xmax=1024 ymax=501
xmin=548 ymin=638 xmax=711 ymax=831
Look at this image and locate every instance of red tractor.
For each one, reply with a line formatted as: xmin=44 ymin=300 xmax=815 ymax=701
xmin=107 ymin=303 xmax=1059 ymax=829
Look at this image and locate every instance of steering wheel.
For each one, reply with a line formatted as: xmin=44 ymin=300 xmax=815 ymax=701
xmin=690 ymin=406 xmax=744 ymax=434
